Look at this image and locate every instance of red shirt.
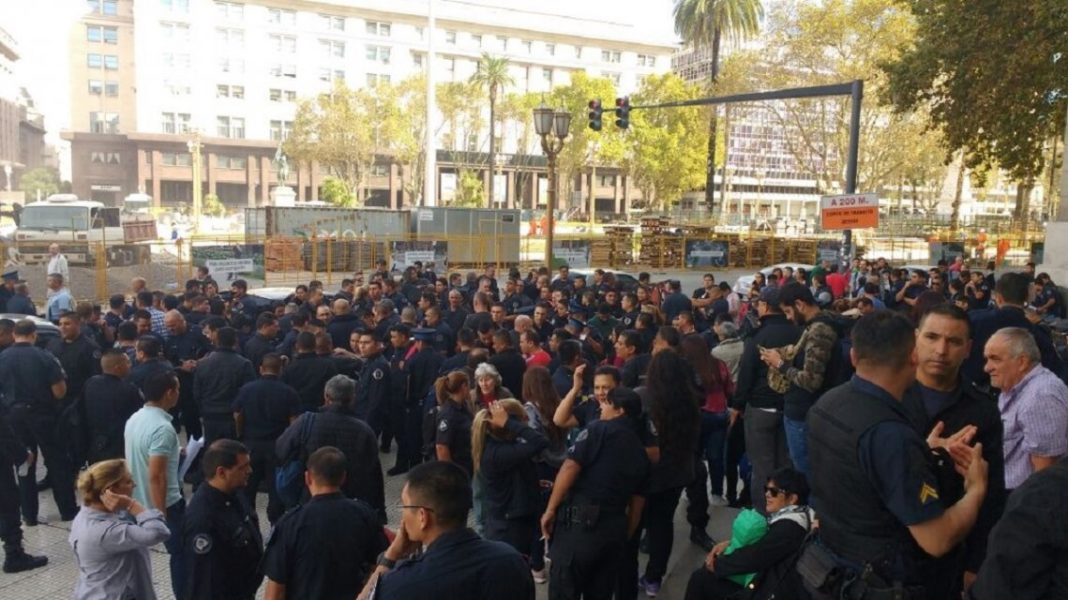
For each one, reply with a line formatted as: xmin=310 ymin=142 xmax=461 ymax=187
xmin=826 ymin=272 xmax=847 ymax=299
xmin=525 ymin=349 xmax=552 ymax=368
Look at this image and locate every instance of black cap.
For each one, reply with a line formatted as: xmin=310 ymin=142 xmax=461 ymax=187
xmin=411 ymin=327 xmax=437 ymax=341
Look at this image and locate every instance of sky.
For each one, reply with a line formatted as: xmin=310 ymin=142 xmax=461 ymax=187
xmin=1 ymin=0 xmax=679 ymax=170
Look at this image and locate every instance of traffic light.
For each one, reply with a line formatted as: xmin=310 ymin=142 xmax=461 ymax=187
xmin=588 ymin=99 xmax=603 ymax=131
xmin=614 ymin=97 xmax=630 ymax=129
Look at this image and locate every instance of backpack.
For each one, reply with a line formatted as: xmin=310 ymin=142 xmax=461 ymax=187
xmin=275 ymin=413 xmax=316 ymax=508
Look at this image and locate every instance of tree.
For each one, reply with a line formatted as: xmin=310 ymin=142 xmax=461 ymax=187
xmin=451 ymin=169 xmax=485 ymax=207
xmin=673 ymin=0 xmax=764 ymax=212
xmin=626 ymin=73 xmax=710 ymax=211
xmin=469 ymin=54 xmax=514 ymax=207
xmin=883 ymin=0 xmax=1068 ymax=185
xmin=497 ymin=91 xmax=542 ymax=208
xmin=202 ymin=193 xmax=226 ymax=217
xmin=380 ymin=76 xmax=427 ymax=206
xmin=436 ymin=81 xmax=485 ymax=158
xmin=285 ymin=81 xmax=379 ymax=206
xmin=19 ymin=166 xmax=60 ymax=202
xmin=320 ymin=176 xmax=356 ymax=208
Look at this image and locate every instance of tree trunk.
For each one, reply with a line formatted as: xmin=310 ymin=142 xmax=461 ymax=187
xmin=1014 ymin=181 xmax=1033 ymax=223
xmin=703 ymin=27 xmax=723 ymax=213
xmin=487 ymin=85 xmax=497 ymax=208
xmin=950 ymin=155 xmax=965 ymax=231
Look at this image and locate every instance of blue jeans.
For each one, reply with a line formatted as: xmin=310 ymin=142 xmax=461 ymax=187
xmin=164 ymin=499 xmax=187 ymax=600
xmin=783 ymin=416 xmax=810 ymax=476
xmin=700 ymin=411 xmax=728 ymax=496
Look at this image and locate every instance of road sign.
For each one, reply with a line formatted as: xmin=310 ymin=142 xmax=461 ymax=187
xmin=820 ymin=193 xmax=878 ymax=230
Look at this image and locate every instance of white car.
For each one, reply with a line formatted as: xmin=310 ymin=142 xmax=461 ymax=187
xmin=733 ymin=263 xmax=816 ymax=295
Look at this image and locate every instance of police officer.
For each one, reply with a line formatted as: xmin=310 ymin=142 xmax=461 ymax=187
xmin=433 ymin=372 xmax=474 ymax=474
xmin=0 ymin=319 xmax=77 ymax=523
xmin=805 ymin=311 xmax=989 ymax=599
xmin=0 ymin=409 xmax=47 ymax=572
xmin=262 ymin=446 xmax=388 ymax=600
xmin=385 ymin=324 xmax=412 ymax=473
xmin=194 ymin=327 xmax=256 ymax=443
xmin=46 ymin=310 xmax=101 ymax=404
xmin=232 ymin=353 xmax=299 ymax=526
xmin=0 ymin=270 xmax=17 ymax=312
xmin=164 ymin=310 xmax=211 ymax=439
xmin=182 ymin=439 xmax=263 ymax=600
xmin=396 ymin=327 xmax=443 ymax=475
xmin=541 ymin=387 xmax=650 ymax=600
xmin=359 ymin=461 xmax=534 ymax=599
xmin=354 ymin=331 xmax=391 ymax=438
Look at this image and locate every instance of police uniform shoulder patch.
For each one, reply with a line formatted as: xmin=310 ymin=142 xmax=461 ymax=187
xmin=192 ymin=533 xmax=213 ymax=554
xmin=575 ymin=429 xmax=589 ymax=443
xmin=372 ymin=368 xmax=384 ymax=380
xmin=648 ymin=418 xmax=658 ymax=437
xmin=918 ymin=482 xmax=939 ymax=505
xmin=438 ymin=419 xmax=449 ymax=432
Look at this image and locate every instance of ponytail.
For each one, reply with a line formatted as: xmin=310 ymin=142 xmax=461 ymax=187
xmin=435 ymin=371 xmax=469 ymax=407
xmin=470 ymin=408 xmax=492 ymax=474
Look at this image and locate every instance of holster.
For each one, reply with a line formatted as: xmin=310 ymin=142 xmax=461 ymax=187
xmin=562 ymin=504 xmax=601 ymax=530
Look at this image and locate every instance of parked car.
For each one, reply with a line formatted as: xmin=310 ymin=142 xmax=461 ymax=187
xmin=568 ymin=268 xmax=642 ymax=293
xmin=733 ymin=263 xmax=816 ymax=294
xmin=0 ymin=313 xmax=59 ymax=348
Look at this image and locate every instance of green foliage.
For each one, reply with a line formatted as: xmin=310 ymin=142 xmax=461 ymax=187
xmin=883 ymin=0 xmax=1068 ymax=183
xmin=673 ymin=0 xmax=763 ymax=49
xmin=379 ymin=76 xmax=426 ymax=204
xmin=451 ymin=169 xmax=485 ymax=208
xmin=202 ymin=193 xmax=226 ymax=217
xmin=19 ymin=167 xmax=60 ymax=202
xmin=627 ymin=73 xmax=710 ymax=211
xmin=469 ymin=54 xmax=514 ymax=206
xmin=548 ymin=72 xmax=625 ymax=196
xmin=320 ymin=176 xmax=356 ymax=208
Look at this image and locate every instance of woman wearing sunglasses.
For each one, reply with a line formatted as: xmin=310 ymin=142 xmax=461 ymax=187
xmin=683 ymin=468 xmax=814 ymax=600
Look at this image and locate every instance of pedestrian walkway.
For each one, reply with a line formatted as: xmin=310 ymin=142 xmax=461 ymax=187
xmin=1 ymin=454 xmax=733 ymax=599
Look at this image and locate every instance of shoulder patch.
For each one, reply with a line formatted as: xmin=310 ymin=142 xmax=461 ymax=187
xmin=372 ymin=368 xmax=384 ymax=380
xmin=575 ymin=429 xmax=589 ymax=443
xmin=438 ymin=419 xmax=449 ymax=432
xmin=918 ymin=482 xmax=939 ymax=505
xmin=192 ymin=533 xmax=213 ymax=554
xmin=647 ymin=419 xmax=658 ymax=437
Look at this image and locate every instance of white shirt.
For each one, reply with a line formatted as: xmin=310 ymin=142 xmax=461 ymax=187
xmin=47 ymin=253 xmax=69 ymax=280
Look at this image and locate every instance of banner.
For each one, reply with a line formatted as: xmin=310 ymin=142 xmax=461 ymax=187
xmin=820 ymin=193 xmax=879 ymax=230
xmin=552 ymin=240 xmax=590 ymax=268
xmin=684 ymin=240 xmax=729 ymax=268
xmin=929 ymin=242 xmax=965 ymax=264
xmin=192 ymin=245 xmax=264 ymax=281
xmin=391 ymin=241 xmax=448 ymax=271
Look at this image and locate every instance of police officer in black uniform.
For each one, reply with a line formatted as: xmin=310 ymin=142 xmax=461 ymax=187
xmin=541 ymin=387 xmax=650 ymax=600
xmin=46 ymin=311 xmax=100 ymax=404
xmin=194 ymin=327 xmax=256 ymax=443
xmin=0 ymin=409 xmax=47 ymax=572
xmin=164 ymin=310 xmax=211 ymax=439
xmin=397 ymin=328 xmax=443 ymax=474
xmin=0 ymin=319 xmax=76 ymax=523
xmin=805 ymin=311 xmax=988 ymax=600
xmin=354 ymin=331 xmax=391 ymax=437
xmin=182 ymin=439 xmax=263 ymax=600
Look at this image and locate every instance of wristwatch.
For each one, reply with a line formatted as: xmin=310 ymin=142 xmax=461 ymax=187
xmin=376 ymin=552 xmax=397 ymax=569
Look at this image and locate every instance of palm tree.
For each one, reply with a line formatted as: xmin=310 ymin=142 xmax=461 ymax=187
xmin=470 ymin=53 xmax=514 ymax=207
xmin=673 ymin=0 xmax=763 ymax=213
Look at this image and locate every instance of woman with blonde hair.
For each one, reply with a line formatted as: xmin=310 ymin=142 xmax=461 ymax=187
xmin=471 ymin=362 xmax=514 ymax=411
xmin=472 ymin=398 xmax=548 ymax=576
xmin=69 ymin=459 xmax=170 ymax=600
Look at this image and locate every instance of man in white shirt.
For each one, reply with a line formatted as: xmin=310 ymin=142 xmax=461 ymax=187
xmin=46 ymin=244 xmax=69 ymax=285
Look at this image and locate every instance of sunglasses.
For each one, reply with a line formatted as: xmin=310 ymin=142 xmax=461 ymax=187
xmin=764 ymin=486 xmax=786 ymax=498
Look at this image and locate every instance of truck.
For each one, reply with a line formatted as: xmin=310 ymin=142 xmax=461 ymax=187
xmin=14 ymin=194 xmax=157 ymax=266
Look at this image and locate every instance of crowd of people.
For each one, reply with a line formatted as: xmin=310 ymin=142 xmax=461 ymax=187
xmin=0 ymin=254 xmax=1065 ymax=599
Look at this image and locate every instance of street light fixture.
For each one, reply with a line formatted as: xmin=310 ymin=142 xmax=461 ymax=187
xmin=533 ymin=103 xmax=570 ymax=271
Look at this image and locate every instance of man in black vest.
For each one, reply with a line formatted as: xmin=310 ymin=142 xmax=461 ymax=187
xmin=806 ymin=311 xmax=988 ymax=599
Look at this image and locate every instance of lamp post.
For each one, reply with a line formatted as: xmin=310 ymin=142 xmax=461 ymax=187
xmin=186 ymin=131 xmax=203 ymax=234
xmin=533 ymin=104 xmax=571 ymax=271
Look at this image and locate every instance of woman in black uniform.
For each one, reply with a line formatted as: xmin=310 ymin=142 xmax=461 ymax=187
xmin=434 ymin=371 xmax=474 ymax=475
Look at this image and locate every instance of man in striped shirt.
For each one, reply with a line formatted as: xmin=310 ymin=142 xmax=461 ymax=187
xmin=983 ymin=327 xmax=1068 ymax=491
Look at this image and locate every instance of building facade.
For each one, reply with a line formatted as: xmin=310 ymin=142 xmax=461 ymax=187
xmin=64 ymin=0 xmax=676 ymax=212
xmin=0 ymin=26 xmax=48 ymax=193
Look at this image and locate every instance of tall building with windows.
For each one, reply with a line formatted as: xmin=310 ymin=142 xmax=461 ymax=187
xmin=64 ymin=0 xmax=676 ymax=210
xmin=0 ymin=26 xmax=48 ymax=193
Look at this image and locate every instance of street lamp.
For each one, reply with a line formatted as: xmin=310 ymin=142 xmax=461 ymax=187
xmin=186 ymin=130 xmax=203 ymax=234
xmin=533 ymin=104 xmax=571 ymax=271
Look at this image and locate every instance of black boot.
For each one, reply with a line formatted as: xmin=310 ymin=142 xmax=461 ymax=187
xmin=689 ymin=526 xmax=716 ymax=552
xmin=3 ymin=548 xmax=48 ymax=573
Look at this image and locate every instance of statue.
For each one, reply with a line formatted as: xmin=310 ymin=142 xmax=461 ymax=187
xmin=274 ymin=144 xmax=290 ymax=183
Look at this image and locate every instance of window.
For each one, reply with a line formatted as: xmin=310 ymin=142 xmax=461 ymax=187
xmin=161 ymin=152 xmax=192 ymax=166
xmin=598 ymin=174 xmax=616 ymax=187
xmin=318 ymin=69 xmax=345 ymax=83
xmin=603 ymin=71 xmax=621 ymax=85
xmin=216 ymin=27 xmax=244 ymax=48
xmin=162 ymin=81 xmax=189 ymax=96
xmin=466 ymin=133 xmax=478 ymax=152
xmin=89 ymin=152 xmax=121 ymax=165
xmin=320 ymin=14 xmax=344 ymax=31
xmin=366 ymin=73 xmax=391 ymax=86
xmin=216 ymin=84 xmax=244 ymax=99
xmin=87 ymin=0 xmax=118 ymax=15
xmin=88 ymin=80 xmax=103 ymax=95
xmin=370 ymin=163 xmax=389 ymax=177
xmin=87 ymin=53 xmax=102 ymax=68
xmin=89 ymin=112 xmax=119 ymax=134
xmin=365 ymin=45 xmax=391 ymax=64
xmin=269 ymin=63 xmax=297 ymax=78
xmin=269 ymin=34 xmax=296 ymax=54
xmin=160 ymin=22 xmax=191 ymax=43
xmin=216 ymin=116 xmax=245 ymax=138
xmin=215 ymin=1 xmax=243 ymax=21
xmin=542 ymin=68 xmax=552 ymax=83
xmin=160 ymin=0 xmax=189 ymax=13
xmin=217 ymin=155 xmax=247 ymax=169
xmin=267 ymin=8 xmax=296 ymax=27
xmin=160 ymin=112 xmax=191 ymax=134
xmin=217 ymin=57 xmax=244 ymax=73
xmin=104 ymin=55 xmax=119 ymax=70
xmin=637 ymin=54 xmax=655 ymax=67
xmin=522 ymin=40 xmax=532 ymax=54
xmin=416 ymin=26 xmax=425 ymax=40
xmin=575 ymin=45 xmax=583 ymax=59
xmin=496 ymin=35 xmax=508 ymax=51
xmin=87 ymin=25 xmax=117 ymax=43
xmin=162 ymin=53 xmax=191 ymax=69
xmin=366 ymin=21 xmax=391 ymax=37
xmin=411 ymin=51 xmax=424 ymax=68
xmin=545 ymin=43 xmax=556 ymax=56
xmin=320 ymin=39 xmax=345 ymax=59
xmin=105 ymin=81 xmax=119 ymax=96
xmin=269 ymin=88 xmax=297 ymax=102
xmin=103 ymin=27 xmax=118 ymax=44
xmin=602 ymin=50 xmax=621 ymax=63
xmin=269 ymin=120 xmax=293 ymax=141
xmin=472 ymin=34 xmax=482 ymax=47
xmin=444 ymin=58 xmax=456 ymax=78
xmin=445 ymin=30 xmax=456 ymax=45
